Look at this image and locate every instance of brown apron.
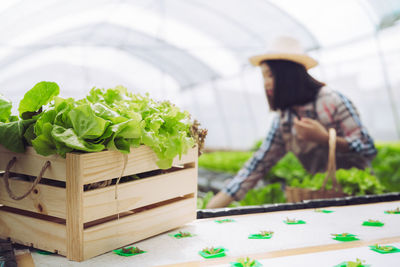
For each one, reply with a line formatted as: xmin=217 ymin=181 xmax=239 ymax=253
xmin=281 ymin=103 xmax=370 ymax=175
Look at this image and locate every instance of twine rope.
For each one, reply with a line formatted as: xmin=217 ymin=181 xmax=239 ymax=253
xmin=3 ymin=157 xmax=51 ymax=201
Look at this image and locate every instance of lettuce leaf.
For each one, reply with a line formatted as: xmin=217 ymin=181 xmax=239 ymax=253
xmin=0 ymin=94 xmax=12 ymax=122
xmin=18 ymin=81 xmax=59 ymax=119
xmin=0 ymin=119 xmax=36 ymax=152
xmin=2 ymin=83 xmax=196 ymax=169
xmin=32 ymin=122 xmax=57 ymax=156
xmin=51 ymin=125 xmax=105 ymax=153
xmin=68 ymin=104 xmax=109 ymax=139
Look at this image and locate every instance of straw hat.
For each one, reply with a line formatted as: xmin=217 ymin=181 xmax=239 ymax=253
xmin=249 ymin=36 xmax=318 ymax=69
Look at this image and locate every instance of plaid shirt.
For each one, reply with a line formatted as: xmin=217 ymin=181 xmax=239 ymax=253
xmin=223 ymin=87 xmax=377 ymax=200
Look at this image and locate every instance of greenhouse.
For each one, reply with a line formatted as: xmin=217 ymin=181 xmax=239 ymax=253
xmin=0 ymin=0 xmax=400 ymax=266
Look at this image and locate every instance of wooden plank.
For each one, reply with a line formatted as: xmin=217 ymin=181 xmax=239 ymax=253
xmin=66 ymin=153 xmax=84 ymax=261
xmin=83 ymin=167 xmax=197 ymax=222
xmin=80 ymin=146 xmax=197 ymax=184
xmin=15 ymin=251 xmax=35 ymax=267
xmin=0 ymin=209 xmax=66 ymax=255
xmin=0 ymin=145 xmax=66 ymax=182
xmin=83 ymin=197 xmax=196 ymax=260
xmin=188 ymin=158 xmax=198 ymax=212
xmin=0 ymin=177 xmax=66 ymax=218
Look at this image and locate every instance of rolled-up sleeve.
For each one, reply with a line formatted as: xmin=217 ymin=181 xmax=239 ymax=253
xmin=335 ymin=92 xmax=377 ymax=159
xmin=222 ymin=116 xmax=286 ymax=200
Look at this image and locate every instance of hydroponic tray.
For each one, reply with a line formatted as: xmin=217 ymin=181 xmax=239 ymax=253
xmin=29 ymin=200 xmax=400 ymax=266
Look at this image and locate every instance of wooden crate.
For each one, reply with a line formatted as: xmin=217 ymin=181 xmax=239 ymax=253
xmin=0 ymin=144 xmax=198 ymax=261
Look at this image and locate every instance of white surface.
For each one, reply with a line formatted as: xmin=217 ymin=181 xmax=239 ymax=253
xmin=213 ymin=243 xmax=400 ymax=267
xmin=31 ymin=201 xmax=400 ymax=266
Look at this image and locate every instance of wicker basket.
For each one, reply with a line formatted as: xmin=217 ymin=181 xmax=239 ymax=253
xmin=285 ymin=128 xmax=346 ymax=203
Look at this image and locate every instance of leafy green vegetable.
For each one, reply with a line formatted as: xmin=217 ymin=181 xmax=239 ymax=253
xmin=259 ymin=231 xmax=273 ymax=236
xmin=176 ymin=231 xmax=192 ymax=237
xmin=0 ymin=119 xmax=36 ymax=152
xmin=373 ymin=244 xmax=394 ymax=252
xmin=234 ymin=257 xmax=258 ymax=267
xmin=385 ymin=207 xmax=400 ymax=214
xmin=267 ymin=152 xmax=310 ymax=181
xmin=229 ymin=183 xmax=286 ymax=207
xmin=347 ymin=258 xmax=366 ymax=267
xmin=18 ymin=81 xmax=59 ymax=119
xmin=84 ymin=87 xmax=195 ymax=168
xmin=372 ymin=143 xmax=400 ymax=192
xmin=68 ymin=104 xmax=109 ymax=139
xmin=31 ymin=122 xmax=57 ymax=156
xmin=215 ymin=218 xmax=235 ymax=223
xmin=121 ymin=246 xmax=144 ymax=254
xmin=0 ymin=94 xmax=12 ymax=122
xmin=287 ymin=167 xmax=384 ymax=196
xmin=202 ymin=247 xmax=223 ymax=255
xmin=199 ymin=151 xmax=253 ymax=174
xmin=1 ymin=81 xmax=199 ymax=170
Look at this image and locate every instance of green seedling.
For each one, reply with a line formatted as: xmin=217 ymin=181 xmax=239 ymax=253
xmin=369 ymin=243 xmax=400 ymax=254
xmin=284 ymin=217 xmax=305 ymax=224
xmin=199 ymin=246 xmax=226 ymax=259
xmin=248 ymin=230 xmax=273 ymax=239
xmin=385 ymin=207 xmax=400 ymax=214
xmin=202 ymin=247 xmax=222 ymax=255
xmin=169 ymin=230 xmax=195 ymax=239
xmin=285 ymin=217 xmax=297 ymax=223
xmin=331 ymin=233 xmax=352 ymax=237
xmin=177 ymin=231 xmax=192 ymax=237
xmin=373 ymin=244 xmax=394 ymax=252
xmin=122 ymin=246 xmax=143 ymax=254
xmin=348 ymin=258 xmax=366 ymax=267
xmin=215 ymin=218 xmax=235 ymax=223
xmin=335 ymin=258 xmax=368 ymax=267
xmin=331 ymin=233 xmax=359 ymax=242
xmin=362 ymin=219 xmax=384 ymax=227
xmin=113 ymin=246 xmax=146 ymax=257
xmin=259 ymin=231 xmax=274 ymax=236
xmin=314 ymin=208 xmax=334 ymax=213
xmin=235 ymin=257 xmax=258 ymax=267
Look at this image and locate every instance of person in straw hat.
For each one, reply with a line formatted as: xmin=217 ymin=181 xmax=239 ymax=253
xmin=207 ymin=36 xmax=377 ymax=208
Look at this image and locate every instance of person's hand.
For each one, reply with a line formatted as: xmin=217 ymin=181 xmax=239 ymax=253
xmin=206 ymin=191 xmax=234 ymax=208
xmin=293 ymin=117 xmax=329 ymax=144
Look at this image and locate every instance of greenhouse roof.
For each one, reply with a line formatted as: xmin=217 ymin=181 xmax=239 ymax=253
xmin=1 ymin=0 xmax=399 ymax=88
xmin=0 ymin=0 xmax=399 ymax=147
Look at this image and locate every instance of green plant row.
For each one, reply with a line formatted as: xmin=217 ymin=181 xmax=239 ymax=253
xmin=196 ymin=183 xmax=286 ymax=209
xmin=198 ymin=141 xmax=400 ymax=207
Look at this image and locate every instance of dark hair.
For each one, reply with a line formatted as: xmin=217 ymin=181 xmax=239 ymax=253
xmin=262 ymin=60 xmax=325 ymax=111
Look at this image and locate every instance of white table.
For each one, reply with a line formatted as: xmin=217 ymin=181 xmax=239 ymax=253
xmin=32 ymin=200 xmax=400 ymax=267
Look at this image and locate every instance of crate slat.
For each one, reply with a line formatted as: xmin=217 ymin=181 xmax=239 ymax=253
xmin=66 ymin=152 xmax=84 ymax=261
xmin=83 ymin=197 xmax=196 ymax=260
xmin=0 ymin=177 xmax=66 ymax=218
xmin=80 ymin=146 xmax=197 ymax=184
xmin=0 ymin=208 xmax=67 ymax=255
xmin=0 ymin=145 xmax=66 ymax=182
xmin=0 ymin=144 xmax=198 ymax=261
xmin=83 ymin=167 xmax=197 ymax=222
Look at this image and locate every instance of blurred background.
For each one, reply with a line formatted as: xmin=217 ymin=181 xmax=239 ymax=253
xmin=0 ymin=0 xmax=399 ymax=150
xmin=1 ymin=0 xmax=400 ymax=206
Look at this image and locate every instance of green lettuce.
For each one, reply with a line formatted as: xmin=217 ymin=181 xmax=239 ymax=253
xmin=18 ymin=81 xmax=59 ymax=119
xmin=0 ymin=94 xmax=12 ymax=122
xmin=1 ymin=82 xmax=196 ymax=170
xmin=0 ymin=119 xmax=36 ymax=152
xmin=68 ymin=104 xmax=109 ymax=139
xmin=51 ymin=125 xmax=105 ymax=153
